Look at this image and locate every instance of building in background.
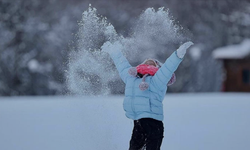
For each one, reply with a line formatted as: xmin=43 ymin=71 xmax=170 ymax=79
xmin=213 ymin=39 xmax=250 ymax=92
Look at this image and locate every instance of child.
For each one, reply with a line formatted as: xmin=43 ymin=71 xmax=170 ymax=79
xmin=101 ymin=41 xmax=193 ymax=150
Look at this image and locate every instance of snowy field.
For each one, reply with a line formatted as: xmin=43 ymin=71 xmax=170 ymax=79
xmin=0 ymin=93 xmax=250 ymax=150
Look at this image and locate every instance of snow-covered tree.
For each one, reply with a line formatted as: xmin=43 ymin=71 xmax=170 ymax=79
xmin=0 ymin=0 xmax=82 ymax=95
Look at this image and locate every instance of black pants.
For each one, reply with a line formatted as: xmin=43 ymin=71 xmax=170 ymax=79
xmin=129 ymin=118 xmax=164 ymax=150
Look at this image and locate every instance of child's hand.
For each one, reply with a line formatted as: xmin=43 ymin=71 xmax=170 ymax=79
xmin=101 ymin=41 xmax=123 ymax=54
xmin=101 ymin=41 xmax=112 ymax=53
xmin=179 ymin=41 xmax=194 ymax=50
xmin=176 ymin=41 xmax=194 ymax=59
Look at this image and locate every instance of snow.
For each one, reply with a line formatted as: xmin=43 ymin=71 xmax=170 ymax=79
xmin=212 ymin=39 xmax=250 ymax=59
xmin=189 ymin=45 xmax=202 ymax=61
xmin=67 ymin=6 xmax=185 ymax=95
xmin=0 ymin=93 xmax=250 ymax=150
xmin=28 ymin=59 xmax=39 ymax=72
xmin=27 ymin=59 xmax=53 ymax=73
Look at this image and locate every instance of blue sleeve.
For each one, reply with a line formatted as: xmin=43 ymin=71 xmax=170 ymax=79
xmin=151 ymin=51 xmax=182 ymax=90
xmin=108 ymin=49 xmax=132 ymax=83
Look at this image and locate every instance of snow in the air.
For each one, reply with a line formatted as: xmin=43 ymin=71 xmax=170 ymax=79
xmin=66 ymin=6 xmax=186 ymax=96
xmin=189 ymin=45 xmax=202 ymax=61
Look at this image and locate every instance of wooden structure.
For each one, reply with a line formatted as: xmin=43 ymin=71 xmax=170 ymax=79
xmin=213 ymin=39 xmax=250 ymax=92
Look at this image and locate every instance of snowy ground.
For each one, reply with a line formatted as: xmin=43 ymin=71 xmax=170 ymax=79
xmin=0 ymin=93 xmax=250 ymax=150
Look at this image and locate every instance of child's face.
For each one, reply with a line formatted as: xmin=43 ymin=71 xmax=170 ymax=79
xmin=144 ymin=60 xmax=157 ymax=67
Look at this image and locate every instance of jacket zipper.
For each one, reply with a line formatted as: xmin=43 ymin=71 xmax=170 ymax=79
xmin=132 ymin=78 xmax=136 ymax=114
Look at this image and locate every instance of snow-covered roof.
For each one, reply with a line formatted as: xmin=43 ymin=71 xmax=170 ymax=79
xmin=212 ymin=39 xmax=250 ymax=59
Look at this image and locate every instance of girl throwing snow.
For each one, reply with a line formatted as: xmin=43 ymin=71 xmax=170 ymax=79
xmin=101 ymin=41 xmax=193 ymax=150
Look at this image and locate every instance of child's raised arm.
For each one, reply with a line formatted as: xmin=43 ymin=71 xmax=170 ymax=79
xmin=101 ymin=41 xmax=132 ymax=83
xmin=151 ymin=42 xmax=194 ymax=90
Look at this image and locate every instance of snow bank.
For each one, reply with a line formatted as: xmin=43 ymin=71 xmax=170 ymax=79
xmin=0 ymin=93 xmax=250 ymax=150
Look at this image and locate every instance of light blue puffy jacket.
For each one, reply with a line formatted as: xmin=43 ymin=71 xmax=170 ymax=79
xmin=109 ymin=49 xmax=182 ymax=121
